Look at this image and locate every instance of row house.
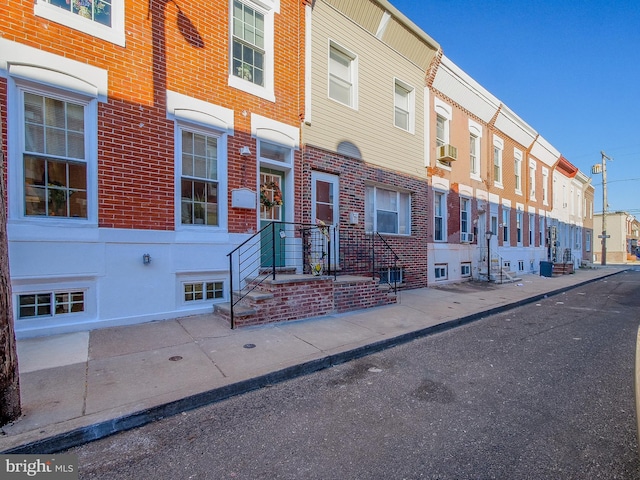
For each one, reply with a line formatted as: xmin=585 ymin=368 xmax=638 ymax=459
xmin=427 ymin=54 xmax=593 ymax=283
xmin=2 ymin=0 xmax=305 ymax=337
xmin=302 ymin=0 xmax=440 ymax=289
xmin=593 ymin=212 xmax=640 ymax=264
xmin=2 ymin=0 xmax=598 ymax=338
xmin=427 ymin=56 xmax=556 ymax=283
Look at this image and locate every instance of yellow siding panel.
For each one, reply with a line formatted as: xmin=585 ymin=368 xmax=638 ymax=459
xmin=383 ymin=20 xmax=437 ymax=70
xmin=305 ymin=3 xmax=428 ymax=179
xmin=323 ymin=0 xmax=385 ymax=35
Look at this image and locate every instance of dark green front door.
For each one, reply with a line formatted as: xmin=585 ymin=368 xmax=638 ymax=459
xmin=260 ymin=169 xmax=285 ymax=267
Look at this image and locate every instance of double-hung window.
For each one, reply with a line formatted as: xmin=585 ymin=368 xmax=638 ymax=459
xmin=493 ymin=136 xmax=504 ymax=186
xmin=35 ymin=0 xmax=125 ymax=46
xmin=329 ymin=42 xmax=357 ymax=108
xmin=460 ymin=197 xmax=471 ymax=241
xmin=394 ymin=79 xmax=414 ymax=132
xmin=529 ymin=213 xmax=535 ymax=245
xmin=434 ymin=191 xmax=446 ymax=241
xmin=22 ymin=91 xmax=90 ymax=220
xmin=469 ymin=120 xmax=482 ymax=180
xmin=529 ymin=161 xmax=536 ymax=200
xmin=180 ymin=128 xmax=220 ymax=226
xmin=232 ymin=1 xmax=265 ymax=87
xmin=516 ymin=211 xmax=523 ymax=244
xmin=514 ymin=150 xmax=522 ymax=194
xmin=502 ymin=208 xmax=510 ymax=244
xmin=542 ymin=168 xmax=549 ymax=205
xmin=365 ymin=186 xmax=410 ymax=235
xmin=470 ymin=134 xmax=479 ymax=176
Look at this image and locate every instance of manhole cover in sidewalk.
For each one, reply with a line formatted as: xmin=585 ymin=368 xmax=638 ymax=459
xmin=243 ymin=343 xmax=256 ymax=349
xmin=169 ymin=356 xmax=183 ymax=361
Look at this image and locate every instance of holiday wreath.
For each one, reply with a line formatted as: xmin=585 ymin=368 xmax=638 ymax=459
xmin=259 ymin=181 xmax=283 ymax=208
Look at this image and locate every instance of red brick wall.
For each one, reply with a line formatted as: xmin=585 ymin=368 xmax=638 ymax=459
xmin=303 ymin=145 xmax=429 ymax=289
xmin=2 ymin=0 xmax=305 ymax=232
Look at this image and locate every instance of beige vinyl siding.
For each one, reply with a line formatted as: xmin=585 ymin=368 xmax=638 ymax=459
xmin=305 ymin=1 xmax=436 ymax=178
xmin=324 ymin=0 xmax=385 ymax=35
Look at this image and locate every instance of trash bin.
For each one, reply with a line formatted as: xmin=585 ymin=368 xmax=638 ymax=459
xmin=539 ymin=261 xmax=553 ymax=278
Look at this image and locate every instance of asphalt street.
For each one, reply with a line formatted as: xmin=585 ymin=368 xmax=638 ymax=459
xmin=68 ymin=271 xmax=640 ymax=479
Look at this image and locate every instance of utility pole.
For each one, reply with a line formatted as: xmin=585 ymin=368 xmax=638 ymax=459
xmin=593 ymin=152 xmax=611 ymax=266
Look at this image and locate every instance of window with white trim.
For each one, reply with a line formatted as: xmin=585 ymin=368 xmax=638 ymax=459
xmin=18 ymin=291 xmax=85 ymax=319
xmin=229 ymin=0 xmax=276 ymax=101
xmin=394 ymin=79 xmax=414 ymax=133
xmin=529 ymin=161 xmax=536 ymax=200
xmin=586 ymin=231 xmax=592 ymax=252
xmin=435 ymin=264 xmax=448 ymax=280
xmin=514 ymin=150 xmax=522 ymax=194
xmin=435 ymin=99 xmax=453 ymax=167
xmin=183 ymin=281 xmax=224 ymax=303
xmin=493 ymin=136 xmax=503 ymax=186
xmin=14 ymin=83 xmax=97 ymax=222
xmin=461 ymin=262 xmax=471 ymax=277
xmin=542 ymin=168 xmax=549 ymax=205
xmin=460 ymin=197 xmax=471 ymax=239
xmin=539 ymin=216 xmax=544 ymax=245
xmin=329 ymin=42 xmax=357 ymax=108
xmin=365 ymin=185 xmax=410 ymax=235
xmin=434 ymin=191 xmax=446 ymax=241
xmin=179 ymin=126 xmax=222 ymax=226
xmin=502 ymin=208 xmax=510 ymax=244
xmin=516 ymin=210 xmax=523 ymax=245
xmin=232 ymin=1 xmax=265 ymax=86
xmin=470 ymin=133 xmax=479 ymax=176
xmin=469 ymin=120 xmax=482 ymax=179
xmin=35 ymin=0 xmax=125 ymax=46
xmin=529 ymin=213 xmax=535 ymax=246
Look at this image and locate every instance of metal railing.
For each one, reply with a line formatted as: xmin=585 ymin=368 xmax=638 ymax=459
xmin=226 ymin=222 xmax=400 ymax=328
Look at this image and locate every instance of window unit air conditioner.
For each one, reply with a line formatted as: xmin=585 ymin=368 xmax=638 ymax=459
xmin=437 ymin=144 xmax=457 ymax=162
xmin=461 ymin=232 xmax=474 ymax=243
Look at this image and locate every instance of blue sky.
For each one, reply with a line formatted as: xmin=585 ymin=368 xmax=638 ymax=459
xmin=390 ymin=0 xmax=640 ymax=215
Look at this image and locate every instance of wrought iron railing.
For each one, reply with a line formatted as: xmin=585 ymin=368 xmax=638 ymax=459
xmin=226 ymin=222 xmax=400 ymax=328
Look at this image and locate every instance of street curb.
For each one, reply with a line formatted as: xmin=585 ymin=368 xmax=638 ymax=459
xmin=2 ymin=269 xmax=625 ymax=454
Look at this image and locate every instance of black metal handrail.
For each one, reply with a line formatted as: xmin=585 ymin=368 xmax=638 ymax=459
xmin=226 ymin=222 xmax=402 ymax=328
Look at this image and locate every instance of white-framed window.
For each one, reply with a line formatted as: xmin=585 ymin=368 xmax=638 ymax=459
xmin=502 ymin=208 xmax=510 ymax=244
xmin=518 ymin=260 xmax=524 ymax=271
xmin=434 ymin=99 xmax=453 ymax=167
xmin=469 ymin=120 xmax=482 ymax=179
xmin=35 ymin=0 xmax=125 ymax=46
xmin=435 ymin=264 xmax=448 ymax=280
xmin=460 ymin=197 xmax=471 ymax=239
xmin=394 ymin=79 xmax=414 ymax=133
xmin=229 ymin=0 xmax=277 ymax=102
xmin=329 ymin=41 xmax=357 ymax=109
xmin=542 ymin=168 xmax=549 ymax=205
xmin=183 ymin=281 xmax=224 ymax=303
xmin=11 ymin=81 xmax=97 ymax=224
xmin=493 ymin=136 xmax=504 ymax=187
xmin=365 ymin=185 xmax=411 ymax=235
xmin=586 ymin=230 xmax=592 ymax=252
xmin=529 ymin=213 xmax=535 ymax=246
xmin=461 ymin=262 xmax=471 ymax=277
xmin=514 ymin=149 xmax=522 ymax=194
xmin=516 ymin=210 xmax=523 ymax=245
xmin=529 ymin=160 xmax=536 ymax=200
xmin=178 ymin=124 xmax=224 ymax=227
xmin=259 ymin=140 xmax=292 ymax=165
xmin=539 ymin=216 xmax=545 ymax=245
xmin=434 ymin=190 xmax=446 ymax=241
xmin=18 ymin=290 xmax=85 ymax=319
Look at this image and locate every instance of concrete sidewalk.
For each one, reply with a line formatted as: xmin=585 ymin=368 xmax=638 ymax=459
xmin=0 ymin=266 xmax=628 ymax=454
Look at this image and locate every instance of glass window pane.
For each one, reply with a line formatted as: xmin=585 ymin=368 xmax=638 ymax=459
xmin=377 ymin=210 xmax=398 ymax=234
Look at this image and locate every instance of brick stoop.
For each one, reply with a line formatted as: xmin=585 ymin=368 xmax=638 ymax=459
xmin=553 ymin=263 xmax=574 ymax=275
xmin=214 ymin=274 xmax=397 ymax=328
